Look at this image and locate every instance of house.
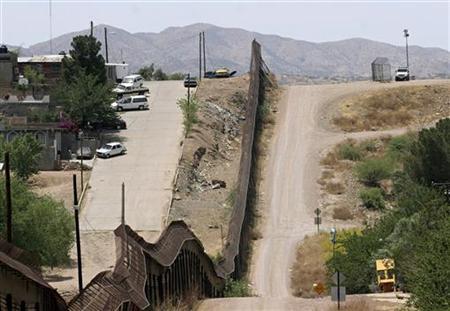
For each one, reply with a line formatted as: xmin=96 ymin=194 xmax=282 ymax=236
xmin=18 ymin=55 xmax=66 ymax=83
xmin=0 ymin=240 xmax=66 ymax=310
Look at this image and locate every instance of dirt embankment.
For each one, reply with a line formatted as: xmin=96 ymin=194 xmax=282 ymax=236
xmin=332 ymin=84 xmax=450 ymax=132
xmin=168 ymin=76 xmax=250 ymax=256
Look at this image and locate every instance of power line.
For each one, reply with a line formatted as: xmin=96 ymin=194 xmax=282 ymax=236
xmin=0 ymin=0 xmax=3 ymax=44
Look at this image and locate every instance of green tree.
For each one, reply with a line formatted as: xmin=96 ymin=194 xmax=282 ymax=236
xmin=62 ymin=35 xmax=107 ymax=85
xmin=406 ymin=118 xmax=450 ymax=184
xmin=0 ymin=177 xmax=74 ymax=267
xmin=55 ymin=72 xmax=115 ymax=129
xmin=138 ymin=64 xmax=155 ymax=80
xmin=177 ymin=97 xmax=199 ymax=136
xmin=0 ymin=134 xmax=43 ymax=180
xmin=153 ymin=68 xmax=168 ymax=81
xmin=24 ymin=65 xmax=45 ymax=85
xmin=168 ymin=72 xmax=185 ymax=80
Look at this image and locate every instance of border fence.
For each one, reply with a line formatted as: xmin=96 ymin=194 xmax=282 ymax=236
xmin=69 ymin=40 xmax=270 ymax=310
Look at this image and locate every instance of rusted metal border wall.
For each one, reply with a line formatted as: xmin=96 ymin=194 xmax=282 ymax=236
xmin=68 ymin=40 xmax=269 ymax=310
xmin=219 ymin=40 xmax=267 ymax=277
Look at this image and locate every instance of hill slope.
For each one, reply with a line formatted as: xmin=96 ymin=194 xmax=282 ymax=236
xmin=18 ymin=23 xmax=450 ymax=78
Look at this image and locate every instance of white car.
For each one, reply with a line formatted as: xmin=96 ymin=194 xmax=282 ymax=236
xmin=96 ymin=142 xmax=127 ymax=158
xmin=118 ymin=74 xmax=144 ymax=89
xmin=111 ymin=95 xmax=149 ymax=111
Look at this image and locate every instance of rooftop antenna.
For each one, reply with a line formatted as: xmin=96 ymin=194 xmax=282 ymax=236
xmin=49 ymin=0 xmax=53 ymax=54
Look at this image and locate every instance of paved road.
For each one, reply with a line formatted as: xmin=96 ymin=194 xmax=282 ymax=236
xmin=81 ymin=81 xmax=185 ymax=232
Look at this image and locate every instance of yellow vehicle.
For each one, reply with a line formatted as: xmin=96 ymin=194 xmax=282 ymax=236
xmin=205 ymin=68 xmax=237 ymax=78
xmin=376 ymin=258 xmax=396 ymax=292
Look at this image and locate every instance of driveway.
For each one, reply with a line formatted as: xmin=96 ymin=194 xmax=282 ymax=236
xmin=80 ymin=81 xmax=185 ymax=232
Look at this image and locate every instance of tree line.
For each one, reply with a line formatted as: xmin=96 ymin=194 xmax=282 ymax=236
xmin=138 ymin=64 xmax=184 ymax=81
xmin=328 ymin=118 xmax=450 ymax=310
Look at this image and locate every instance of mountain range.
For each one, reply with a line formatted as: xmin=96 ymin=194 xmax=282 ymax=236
xmin=16 ymin=23 xmax=450 ymax=78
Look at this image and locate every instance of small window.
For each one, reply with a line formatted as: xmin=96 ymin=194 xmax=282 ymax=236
xmin=123 ymin=98 xmax=131 ymax=104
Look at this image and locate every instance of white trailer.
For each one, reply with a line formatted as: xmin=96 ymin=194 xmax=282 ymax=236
xmin=106 ymin=63 xmax=129 ymax=83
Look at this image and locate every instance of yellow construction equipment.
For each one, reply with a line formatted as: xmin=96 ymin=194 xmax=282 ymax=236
xmin=376 ymin=258 xmax=396 ymax=292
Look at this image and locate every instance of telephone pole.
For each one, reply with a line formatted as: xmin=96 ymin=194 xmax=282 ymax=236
xmin=199 ymin=32 xmax=202 ymax=80
xmin=202 ymin=32 xmax=206 ymax=76
xmin=73 ymin=174 xmax=83 ymax=292
xmin=104 ymin=27 xmax=109 ymax=63
xmin=4 ymin=152 xmax=12 ymax=243
xmin=90 ymin=21 xmax=94 ymax=37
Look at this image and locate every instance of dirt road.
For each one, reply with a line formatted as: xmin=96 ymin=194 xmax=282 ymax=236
xmin=200 ymin=79 xmax=449 ymax=310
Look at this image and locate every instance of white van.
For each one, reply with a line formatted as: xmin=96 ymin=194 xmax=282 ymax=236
xmin=111 ymin=95 xmax=149 ymax=111
xmin=119 ymin=74 xmax=144 ymax=89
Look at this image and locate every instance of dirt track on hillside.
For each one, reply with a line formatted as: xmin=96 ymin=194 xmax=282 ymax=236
xmin=199 ymin=79 xmax=449 ymax=310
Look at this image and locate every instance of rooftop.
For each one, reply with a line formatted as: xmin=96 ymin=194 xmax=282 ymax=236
xmin=18 ymin=55 xmax=67 ymax=63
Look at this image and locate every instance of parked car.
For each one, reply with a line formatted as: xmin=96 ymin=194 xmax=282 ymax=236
xmin=90 ymin=117 xmax=127 ymax=130
xmin=76 ymin=146 xmax=93 ymax=159
xmin=111 ymin=95 xmax=149 ymax=111
xmin=183 ymin=76 xmax=198 ymax=88
xmin=395 ymin=67 xmax=410 ymax=81
xmin=96 ymin=142 xmax=127 ymax=158
xmin=117 ymin=74 xmax=144 ymax=89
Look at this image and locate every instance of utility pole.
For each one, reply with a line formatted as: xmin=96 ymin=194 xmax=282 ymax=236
xmin=121 ymin=182 xmax=125 ymax=225
xmin=4 ymin=152 xmax=12 ymax=243
xmin=403 ymin=29 xmax=410 ymax=68
xmin=73 ymin=174 xmax=83 ymax=292
xmin=199 ymin=32 xmax=202 ymax=80
xmin=49 ymin=0 xmax=53 ymax=54
xmin=79 ymin=130 xmax=84 ymax=192
xmin=104 ymin=27 xmax=109 ymax=63
xmin=202 ymin=31 xmax=206 ymax=76
xmin=90 ymin=21 xmax=94 ymax=37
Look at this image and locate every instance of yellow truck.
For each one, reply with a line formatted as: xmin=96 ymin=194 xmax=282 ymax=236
xmin=376 ymin=258 xmax=396 ymax=292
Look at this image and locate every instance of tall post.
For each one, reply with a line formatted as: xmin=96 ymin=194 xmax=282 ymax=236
xmin=104 ymin=27 xmax=109 ymax=63
xmin=79 ymin=131 xmax=84 ymax=193
xmin=73 ymin=174 xmax=83 ymax=292
xmin=404 ymin=29 xmax=410 ymax=69
xmin=121 ymin=182 xmax=125 ymax=225
xmin=49 ymin=0 xmax=53 ymax=54
xmin=202 ymin=32 xmax=206 ymax=76
xmin=90 ymin=21 xmax=93 ymax=37
xmin=4 ymin=152 xmax=12 ymax=243
xmin=199 ymin=33 xmax=202 ymax=81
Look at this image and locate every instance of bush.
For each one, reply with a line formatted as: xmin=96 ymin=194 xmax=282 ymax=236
xmin=177 ymin=97 xmax=199 ymax=136
xmin=387 ymin=134 xmax=414 ymax=161
xmin=338 ymin=143 xmax=362 ymax=161
xmin=0 ymin=177 xmax=74 ymax=267
xmin=359 ymin=187 xmax=385 ymax=210
xmin=224 ymin=279 xmax=251 ymax=297
xmin=0 ymin=134 xmax=43 ymax=180
xmin=355 ymin=158 xmax=393 ymax=186
xmin=406 ymin=118 xmax=450 ymax=184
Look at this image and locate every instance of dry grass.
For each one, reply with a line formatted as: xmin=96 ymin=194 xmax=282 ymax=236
xmin=333 ymin=206 xmax=354 ymax=220
xmin=291 ymin=233 xmax=329 ymax=298
xmin=326 ymin=298 xmax=376 ymax=311
xmin=333 ymin=84 xmax=450 ymax=132
xmin=325 ymin=181 xmax=345 ymax=195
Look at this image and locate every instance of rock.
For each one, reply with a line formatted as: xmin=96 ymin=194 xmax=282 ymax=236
xmin=173 ymin=194 xmax=182 ymax=200
xmin=192 ymin=147 xmax=206 ymax=168
xmin=211 ymin=179 xmax=227 ymax=189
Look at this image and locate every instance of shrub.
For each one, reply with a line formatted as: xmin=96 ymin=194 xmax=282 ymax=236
xmin=224 ymin=279 xmax=251 ymax=297
xmin=325 ymin=182 xmax=345 ymax=195
xmin=355 ymin=158 xmax=394 ymax=186
xmin=177 ymin=97 xmax=199 ymax=136
xmin=333 ymin=206 xmax=354 ymax=220
xmin=338 ymin=143 xmax=362 ymax=161
xmin=387 ymin=134 xmax=415 ymax=161
xmin=0 ymin=177 xmax=74 ymax=266
xmin=0 ymin=134 xmax=43 ymax=180
xmin=359 ymin=187 xmax=385 ymax=210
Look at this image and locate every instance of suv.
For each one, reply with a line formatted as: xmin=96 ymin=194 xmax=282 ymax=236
xmin=90 ymin=117 xmax=127 ymax=130
xmin=395 ymin=67 xmax=410 ymax=81
xmin=111 ymin=95 xmax=149 ymax=111
xmin=117 ymin=74 xmax=144 ymax=89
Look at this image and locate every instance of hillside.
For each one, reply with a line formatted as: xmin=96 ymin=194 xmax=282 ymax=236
xmin=16 ymin=23 xmax=450 ymax=78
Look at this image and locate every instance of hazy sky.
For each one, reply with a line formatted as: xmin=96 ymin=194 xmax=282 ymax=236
xmin=1 ymin=0 xmax=449 ymax=50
